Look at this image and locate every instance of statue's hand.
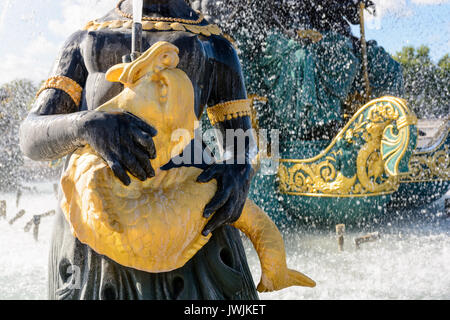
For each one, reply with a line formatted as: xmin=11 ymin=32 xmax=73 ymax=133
xmin=197 ymin=163 xmax=253 ymax=236
xmin=77 ymin=111 xmax=157 ymax=186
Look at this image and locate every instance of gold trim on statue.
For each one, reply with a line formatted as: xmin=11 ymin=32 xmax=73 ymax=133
xmin=36 ymin=76 xmax=83 ymax=107
xmin=207 ymin=99 xmax=252 ymax=126
xmin=83 ymin=19 xmax=222 ymax=37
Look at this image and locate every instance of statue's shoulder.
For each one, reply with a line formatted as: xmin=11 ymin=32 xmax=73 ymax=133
xmin=207 ymin=34 xmax=242 ymax=73
xmin=55 ymin=29 xmax=88 ymax=57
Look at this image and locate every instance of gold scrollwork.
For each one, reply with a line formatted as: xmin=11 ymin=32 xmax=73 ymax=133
xmin=278 ymin=97 xmax=415 ymax=197
xmin=401 ymin=145 xmax=450 ymax=183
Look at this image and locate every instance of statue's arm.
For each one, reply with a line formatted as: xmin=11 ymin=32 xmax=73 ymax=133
xmin=19 ymin=31 xmax=157 ymax=185
xmin=19 ymin=30 xmax=89 ymax=161
xmin=197 ymin=36 xmax=256 ymax=236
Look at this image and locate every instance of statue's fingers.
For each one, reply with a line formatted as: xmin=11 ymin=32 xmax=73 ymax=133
xmin=104 ymin=154 xmax=131 ymax=186
xmin=131 ymin=145 xmax=155 ymax=179
xmin=128 ymin=112 xmax=158 ymax=137
xmin=203 ymin=183 xmax=233 ymax=218
xmin=197 ymin=165 xmax=222 ymax=183
xmin=131 ymin=129 xmax=157 ymax=159
xmin=120 ymin=149 xmax=147 ymax=182
xmin=202 ymin=196 xmax=236 ymax=236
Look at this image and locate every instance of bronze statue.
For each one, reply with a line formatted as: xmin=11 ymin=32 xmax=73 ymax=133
xmin=20 ymin=0 xmax=257 ymax=300
xmin=19 ymin=0 xmax=315 ymax=300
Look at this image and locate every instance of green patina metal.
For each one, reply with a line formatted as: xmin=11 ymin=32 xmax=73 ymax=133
xmin=249 ymin=97 xmax=419 ymax=225
xmin=206 ymin=24 xmax=448 ymax=226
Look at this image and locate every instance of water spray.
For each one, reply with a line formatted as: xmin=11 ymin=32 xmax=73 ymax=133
xmin=53 ymin=183 xmax=58 ymax=198
xmin=0 ymin=200 xmax=6 ymax=219
xmin=0 ymin=0 xmax=11 ymax=36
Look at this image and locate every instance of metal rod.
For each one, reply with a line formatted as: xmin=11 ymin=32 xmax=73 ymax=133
xmin=16 ymin=189 xmax=22 ymax=208
xmin=0 ymin=200 xmax=6 ymax=219
xmin=131 ymin=22 xmax=143 ymax=61
xmin=336 ymin=224 xmax=345 ymax=252
xmin=445 ymin=198 xmax=450 ymax=218
xmin=9 ymin=209 xmax=25 ymax=225
xmin=355 ymin=232 xmax=381 ymax=249
xmin=359 ymin=2 xmax=371 ymax=102
xmin=131 ymin=0 xmax=143 ymax=61
xmin=33 ymin=215 xmax=41 ymax=241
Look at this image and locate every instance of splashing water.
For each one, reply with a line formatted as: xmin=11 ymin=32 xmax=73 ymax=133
xmin=0 ymin=0 xmax=12 ymax=35
xmin=245 ymin=211 xmax=450 ymax=300
xmin=0 ymin=181 xmax=448 ymax=300
xmin=0 ymin=182 xmax=57 ymax=300
xmin=0 ymin=0 xmax=449 ymax=300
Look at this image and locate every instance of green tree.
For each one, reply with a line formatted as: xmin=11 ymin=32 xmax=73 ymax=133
xmin=394 ymin=45 xmax=432 ymax=67
xmin=393 ymin=46 xmax=449 ymax=119
xmin=438 ymin=53 xmax=450 ymax=71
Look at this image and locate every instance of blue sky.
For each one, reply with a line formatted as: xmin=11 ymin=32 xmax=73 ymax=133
xmin=0 ymin=0 xmax=449 ymax=86
xmin=360 ymin=0 xmax=449 ymax=62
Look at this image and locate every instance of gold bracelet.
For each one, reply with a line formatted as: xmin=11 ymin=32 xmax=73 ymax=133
xmin=207 ymin=99 xmax=252 ymax=126
xmin=36 ymin=76 xmax=83 ymax=107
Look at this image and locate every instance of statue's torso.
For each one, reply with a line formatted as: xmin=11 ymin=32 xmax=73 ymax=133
xmin=79 ymin=29 xmax=219 ymax=118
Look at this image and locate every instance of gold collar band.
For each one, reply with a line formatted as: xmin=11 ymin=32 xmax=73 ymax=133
xmin=83 ymin=20 xmax=222 ymax=37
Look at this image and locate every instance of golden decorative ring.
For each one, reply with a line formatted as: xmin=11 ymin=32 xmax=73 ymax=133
xmin=35 ymin=76 xmax=83 ymax=107
xmin=207 ymin=99 xmax=252 ymax=126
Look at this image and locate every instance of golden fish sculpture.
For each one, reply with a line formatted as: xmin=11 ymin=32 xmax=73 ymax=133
xmin=60 ymin=41 xmax=315 ymax=292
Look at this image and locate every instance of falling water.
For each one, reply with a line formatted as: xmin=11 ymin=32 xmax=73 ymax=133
xmin=1 ymin=0 xmax=449 ymax=301
xmin=0 ymin=182 xmax=57 ymax=300
xmin=0 ymin=181 xmax=448 ymax=300
xmin=246 ymin=200 xmax=450 ymax=300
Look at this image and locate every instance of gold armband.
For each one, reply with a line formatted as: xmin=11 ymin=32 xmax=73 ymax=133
xmin=36 ymin=75 xmax=83 ymax=107
xmin=207 ymin=99 xmax=252 ymax=126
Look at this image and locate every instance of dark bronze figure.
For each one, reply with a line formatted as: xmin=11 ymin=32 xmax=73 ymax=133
xmin=20 ymin=0 xmax=258 ymax=300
